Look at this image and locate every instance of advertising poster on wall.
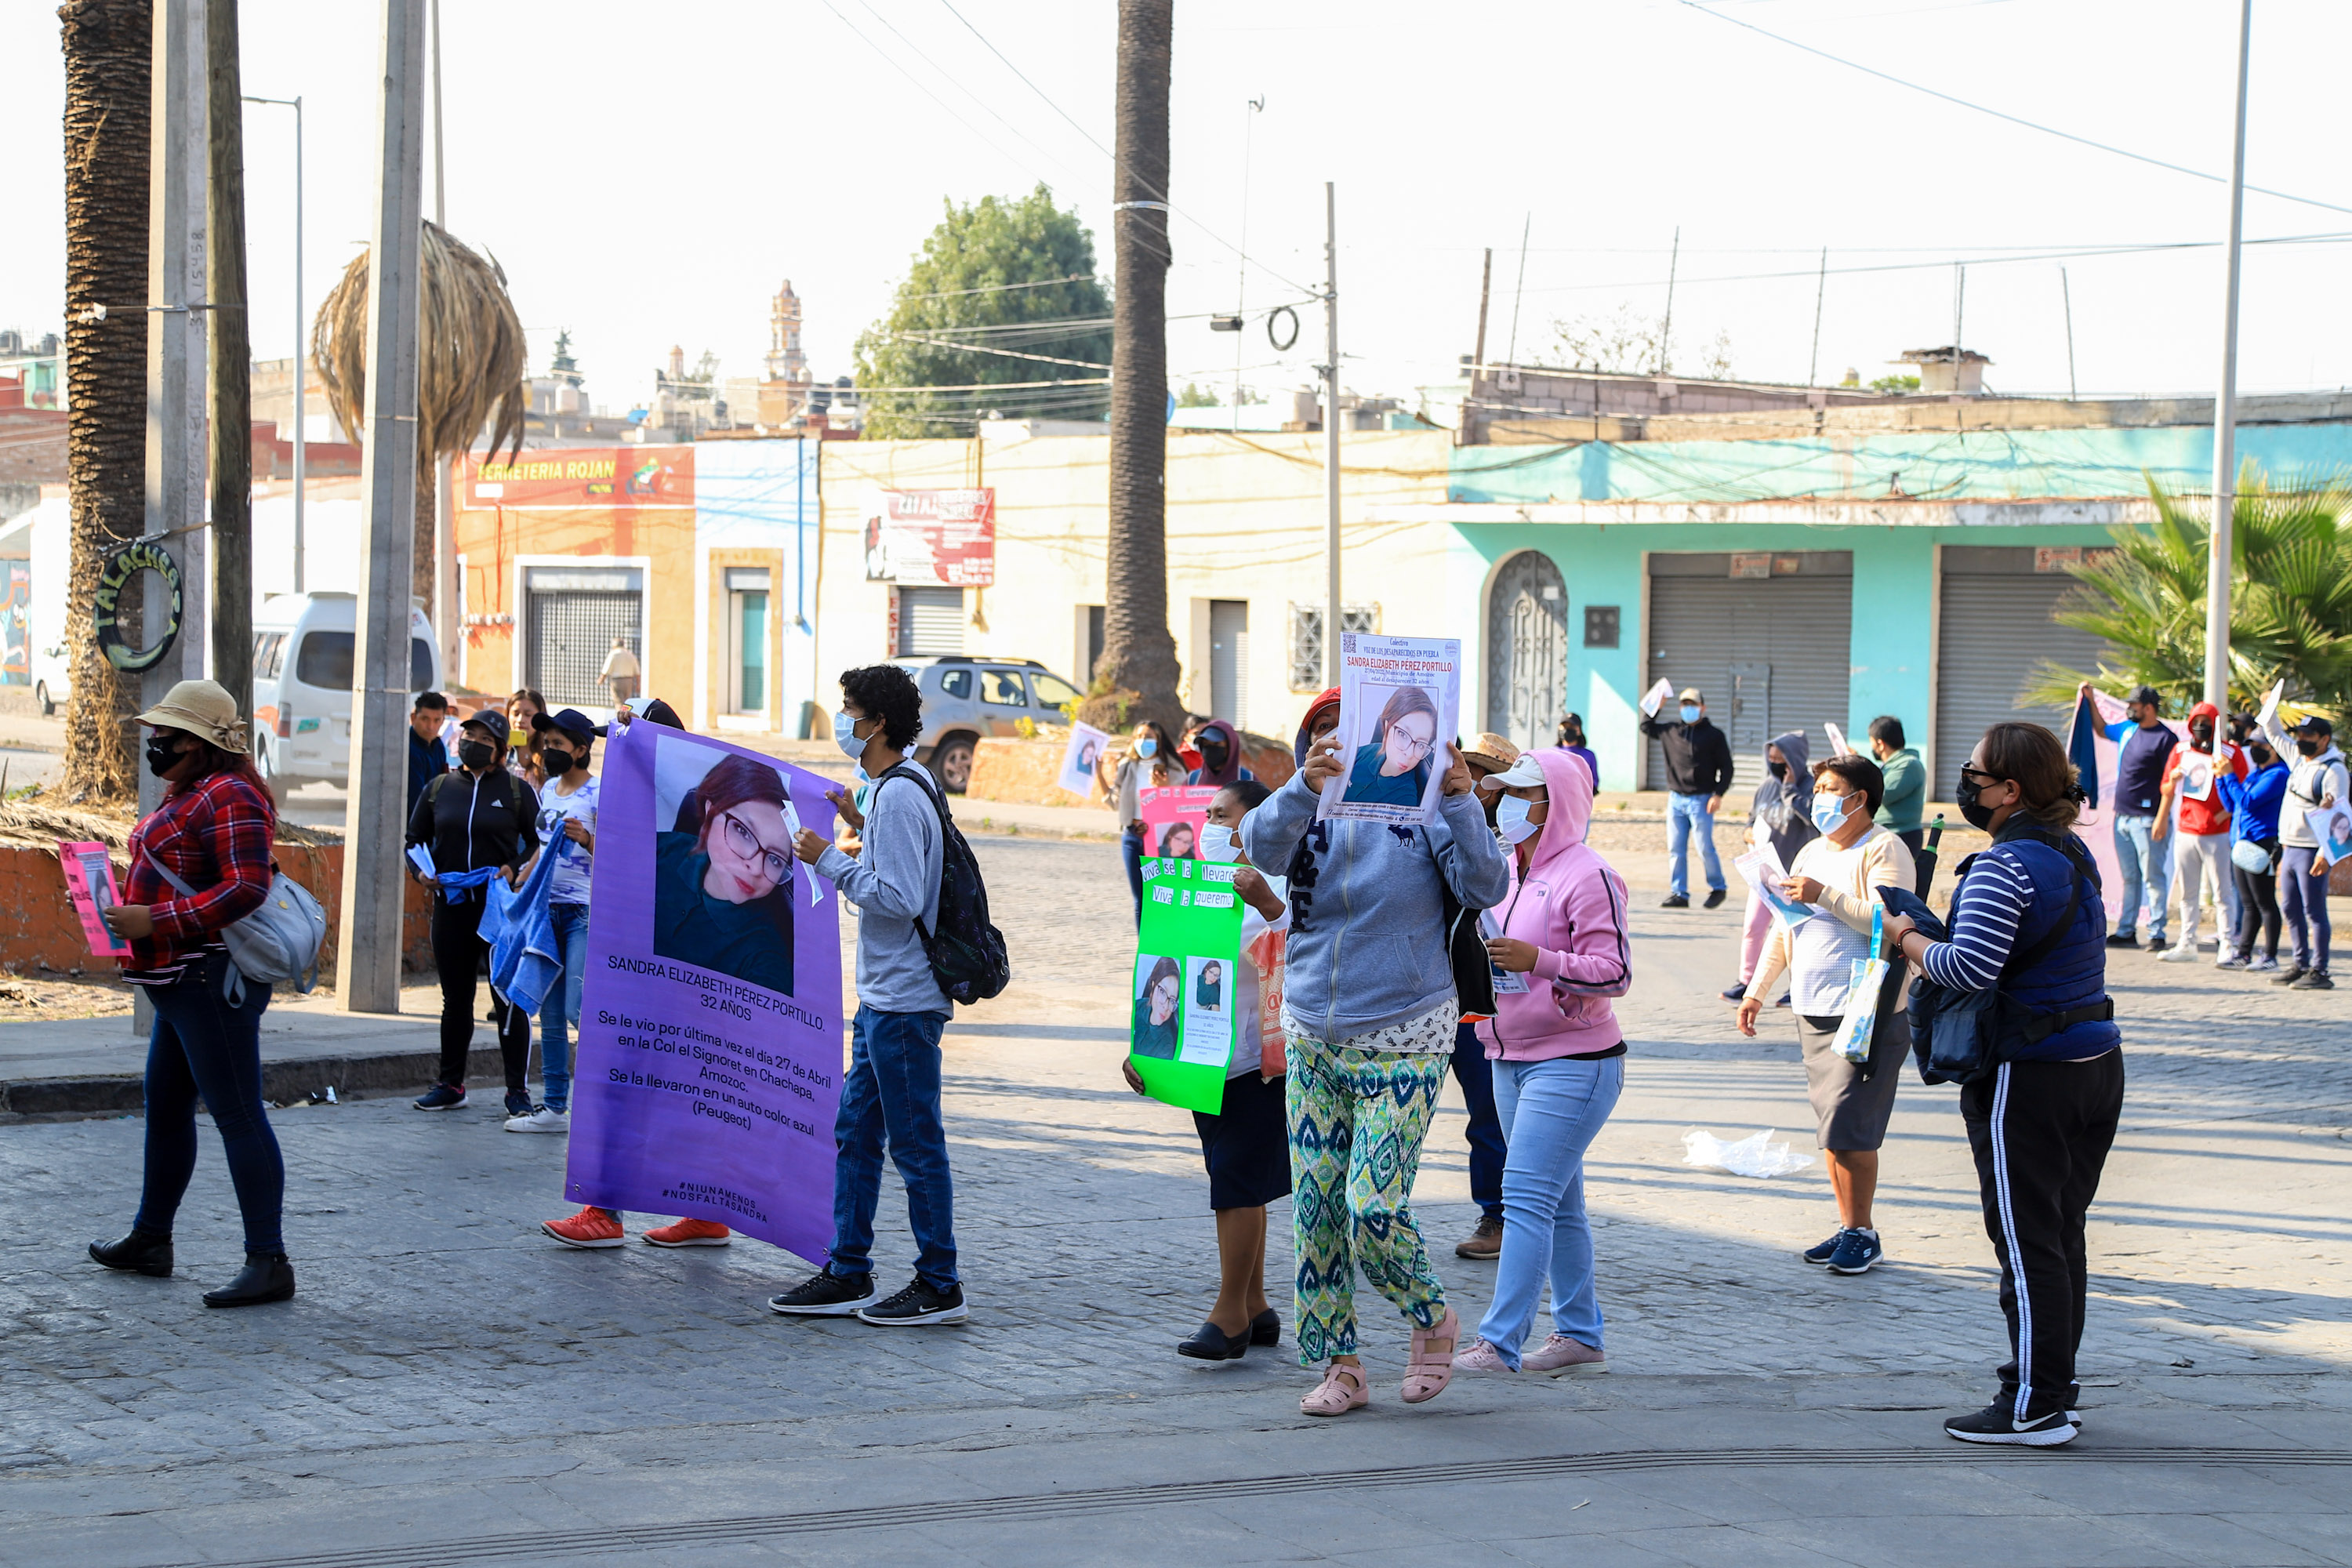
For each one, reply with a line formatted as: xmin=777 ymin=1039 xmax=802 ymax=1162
xmin=1139 ymin=784 xmax=1220 ymax=862
xmin=862 ymin=488 xmax=996 ymax=586
xmin=464 ymin=447 xmax=695 ymax=510
xmin=1316 ymin=633 xmax=1462 ymax=826
xmin=563 ymin=717 xmax=844 ymax=1264
xmin=1127 ymin=856 xmax=1246 ymax=1114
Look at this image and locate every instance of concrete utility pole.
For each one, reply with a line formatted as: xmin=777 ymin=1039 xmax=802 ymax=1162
xmin=1473 ymin=246 xmax=1492 ymax=372
xmin=1322 ymin=180 xmax=1341 ymax=690
xmin=2205 ymin=0 xmax=2253 ymax=710
xmin=207 ymin=0 xmax=252 ymax=718
xmin=337 ymin=0 xmax=426 ymax=1014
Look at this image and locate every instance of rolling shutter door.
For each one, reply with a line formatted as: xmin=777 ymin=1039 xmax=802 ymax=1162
xmin=524 ymin=566 xmax=642 ymax=710
xmin=895 ymin=586 xmax=965 ymax=655
xmin=1645 ymin=553 xmax=1853 ymax=793
xmin=1934 ymin=547 xmax=2113 ymax=798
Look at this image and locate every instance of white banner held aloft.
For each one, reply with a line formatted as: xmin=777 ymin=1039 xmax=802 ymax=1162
xmin=1057 ymin=722 xmax=1110 ymax=799
xmin=1317 ymin=633 xmax=1461 ymax=827
xmin=1641 ymin=677 xmax=1675 ymax=719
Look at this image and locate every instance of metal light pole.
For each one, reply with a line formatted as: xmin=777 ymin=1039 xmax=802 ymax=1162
xmin=1321 ymin=180 xmax=1341 ymax=689
xmin=243 ymin=93 xmax=303 ymax=592
xmin=2205 ymin=0 xmax=2253 ymax=710
xmin=337 ymin=0 xmax=426 ymax=1014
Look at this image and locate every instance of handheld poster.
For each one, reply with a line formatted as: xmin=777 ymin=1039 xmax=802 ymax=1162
xmin=1640 ymin=678 xmax=1675 ymax=719
xmin=1138 ymin=784 xmax=1219 ymax=862
xmin=58 ymin=840 xmax=132 ymax=958
xmin=1058 ymin=722 xmax=1111 ymax=799
xmin=1128 ymin=856 xmax=1246 ymax=1114
xmin=1317 ymin=633 xmax=1462 ymax=826
xmin=1733 ymin=844 xmax=1814 ymax=928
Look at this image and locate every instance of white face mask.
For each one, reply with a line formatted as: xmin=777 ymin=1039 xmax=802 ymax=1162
xmin=1197 ymin=822 xmax=1241 ymax=863
xmin=1496 ymin=794 xmax=1542 ymax=844
xmin=833 ymin=710 xmax=869 ymax=760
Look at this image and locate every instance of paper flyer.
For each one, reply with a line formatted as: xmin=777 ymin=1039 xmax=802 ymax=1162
xmin=1733 ymin=845 xmax=1814 ymax=928
xmin=1138 ymin=784 xmax=1220 ymax=861
xmin=561 ymin=718 xmax=845 ymax=1265
xmin=1317 ymin=632 xmax=1461 ymax=826
xmin=1057 ymin=721 xmax=1111 ymax=799
xmin=1478 ymin=907 xmax=1530 ymax=995
xmin=1127 ymin=856 xmax=1246 ymax=1114
xmin=57 ymin=840 xmax=132 ymax=958
xmin=1640 ymin=677 xmax=1675 ymax=719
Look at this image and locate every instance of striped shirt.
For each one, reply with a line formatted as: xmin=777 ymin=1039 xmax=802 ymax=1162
xmin=1920 ymin=850 xmax=2038 ymax=993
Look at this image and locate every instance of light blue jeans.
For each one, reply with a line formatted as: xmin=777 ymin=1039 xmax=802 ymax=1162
xmin=2111 ymin=815 xmax=2171 ymax=941
xmin=1667 ymin=792 xmax=1724 ymax=897
xmin=538 ymin=902 xmax=589 ymax=1112
xmin=1476 ymin=1053 xmax=1624 ymax=1367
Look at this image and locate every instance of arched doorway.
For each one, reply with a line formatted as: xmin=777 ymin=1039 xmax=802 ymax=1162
xmin=1485 ymin=550 xmax=1566 ymax=751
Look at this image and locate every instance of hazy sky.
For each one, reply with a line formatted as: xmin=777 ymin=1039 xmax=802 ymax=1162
xmin=7 ymin=0 xmax=2352 ymax=415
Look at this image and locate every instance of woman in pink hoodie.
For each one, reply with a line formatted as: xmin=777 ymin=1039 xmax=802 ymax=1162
xmin=1455 ymin=746 xmax=1632 ymax=1375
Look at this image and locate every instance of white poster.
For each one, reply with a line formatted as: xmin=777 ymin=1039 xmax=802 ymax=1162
xmin=1640 ymin=677 xmax=1675 ymax=719
xmin=1057 ymin=721 xmax=1110 ymax=799
xmin=1316 ymin=633 xmax=1461 ymax=826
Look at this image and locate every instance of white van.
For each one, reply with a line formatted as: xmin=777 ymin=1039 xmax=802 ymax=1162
xmin=252 ymin=592 xmax=439 ymax=796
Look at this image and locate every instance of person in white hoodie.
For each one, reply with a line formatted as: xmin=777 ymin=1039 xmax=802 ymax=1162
xmin=2262 ymin=711 xmax=2346 ymax=990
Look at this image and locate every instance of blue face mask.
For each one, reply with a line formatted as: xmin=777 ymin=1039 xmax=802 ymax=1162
xmin=1679 ymin=704 xmax=1702 ymax=724
xmin=833 ymin=710 xmax=868 ymax=760
xmin=1811 ymin=790 xmax=1851 ymax=833
xmin=1134 ymin=737 xmax=1158 ymax=759
xmin=1495 ymin=794 xmax=1541 ymax=845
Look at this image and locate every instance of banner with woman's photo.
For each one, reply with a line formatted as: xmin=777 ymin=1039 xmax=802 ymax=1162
xmin=564 ymin=718 xmax=844 ymax=1264
xmin=1138 ymin=784 xmax=1220 ymax=862
xmin=1127 ymin=856 xmax=1246 ymax=1114
xmin=1316 ymin=633 xmax=1462 ymax=826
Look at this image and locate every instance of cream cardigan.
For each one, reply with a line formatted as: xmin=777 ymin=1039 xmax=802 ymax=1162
xmin=1750 ymin=824 xmax=1918 ymax=1011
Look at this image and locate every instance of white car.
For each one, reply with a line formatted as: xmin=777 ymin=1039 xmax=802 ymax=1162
xmin=252 ymin=591 xmax=438 ymax=797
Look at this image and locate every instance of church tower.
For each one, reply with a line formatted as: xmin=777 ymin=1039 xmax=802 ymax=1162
xmin=759 ymin=279 xmax=814 ymax=428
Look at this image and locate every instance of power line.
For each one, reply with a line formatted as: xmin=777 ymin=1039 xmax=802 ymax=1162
xmin=1682 ymin=1 xmax=2352 ymax=219
xmin=880 ymin=332 xmax=1112 ymax=370
xmin=813 ymin=1 xmax=1040 ymax=178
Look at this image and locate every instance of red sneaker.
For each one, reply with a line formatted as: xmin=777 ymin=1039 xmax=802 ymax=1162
xmin=541 ymin=1207 xmax=625 ymax=1248
xmin=644 ymin=1218 xmax=732 ymax=1247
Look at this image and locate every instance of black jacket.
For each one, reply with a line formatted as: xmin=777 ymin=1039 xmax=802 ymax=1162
xmin=1639 ymin=714 xmax=1736 ymax=797
xmin=406 ymin=765 xmax=539 ymax=877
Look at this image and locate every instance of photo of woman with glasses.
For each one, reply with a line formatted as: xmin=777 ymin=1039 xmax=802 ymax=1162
xmin=1133 ymin=954 xmax=1183 ymax=1059
xmin=652 ymin=748 xmax=796 ymax=993
xmin=1345 ymin=684 xmax=1442 ymax=808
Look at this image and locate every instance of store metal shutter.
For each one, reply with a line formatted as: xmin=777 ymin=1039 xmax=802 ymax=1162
xmin=896 ymin=586 xmax=966 ymax=655
xmin=1645 ymin=553 xmax=1853 ymax=793
xmin=524 ymin=567 xmax=642 ymax=710
xmin=1934 ymin=546 xmax=2114 ymax=797
xmin=1208 ymin=599 xmax=1250 ymax=731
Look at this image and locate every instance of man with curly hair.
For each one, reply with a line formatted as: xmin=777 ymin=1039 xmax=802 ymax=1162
xmin=769 ymin=664 xmax=968 ymax=1326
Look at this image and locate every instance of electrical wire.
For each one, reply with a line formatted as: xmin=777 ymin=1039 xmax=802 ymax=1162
xmin=813 ymin=1 xmax=1041 ymax=180
xmin=879 ymin=333 xmax=1111 ymax=371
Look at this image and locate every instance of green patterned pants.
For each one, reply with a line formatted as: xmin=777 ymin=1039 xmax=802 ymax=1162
xmin=1286 ymin=1034 xmax=1450 ymax=1365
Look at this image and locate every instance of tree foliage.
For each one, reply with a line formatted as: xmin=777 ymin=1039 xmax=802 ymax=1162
xmin=855 ymin=186 xmax=1112 ymax=438
xmin=2025 ymin=465 xmax=2352 ymax=712
xmin=1549 ymin=307 xmax=1733 ymax=379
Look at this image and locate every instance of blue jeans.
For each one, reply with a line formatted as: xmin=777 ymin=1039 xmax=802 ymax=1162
xmin=1476 ymin=1054 xmax=1623 ymax=1367
xmin=827 ymin=1007 xmax=958 ymax=1289
xmin=136 ymin=955 xmax=285 ymax=1256
xmin=1667 ymin=792 xmax=1724 ymax=897
xmin=2112 ymin=815 xmax=2171 ymax=940
xmin=1450 ymin=1022 xmax=1506 ymax=1221
xmin=2281 ymin=846 xmax=2332 ymax=974
xmin=1122 ymin=831 xmax=1145 ymax=924
xmin=538 ymin=902 xmax=590 ymax=1112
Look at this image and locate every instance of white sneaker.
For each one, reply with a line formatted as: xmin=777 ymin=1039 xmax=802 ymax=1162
xmin=2160 ymin=946 xmax=2201 ymax=963
xmin=504 ymin=1106 xmax=570 ymax=1134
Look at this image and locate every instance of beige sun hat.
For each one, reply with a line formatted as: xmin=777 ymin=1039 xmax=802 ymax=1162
xmin=1461 ymin=731 xmax=1522 ymax=775
xmin=134 ymin=679 xmax=250 ymax=755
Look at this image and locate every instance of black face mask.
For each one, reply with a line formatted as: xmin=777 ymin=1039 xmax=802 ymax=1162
xmin=145 ymin=733 xmax=186 ymax=779
xmin=1955 ymin=772 xmax=1998 ymax=832
xmin=2190 ymin=724 xmax=2214 ymax=751
xmin=1767 ymin=760 xmax=1788 ymax=780
xmin=459 ymin=740 xmax=496 ymax=770
xmin=1200 ymin=741 xmax=1229 ymax=771
xmin=1561 ymin=728 xmax=1584 ymax=748
xmin=541 ymin=747 xmax=575 ymax=775
xmin=2299 ymin=736 xmax=2325 ymax=757
xmin=2252 ymin=746 xmax=2275 ymax=768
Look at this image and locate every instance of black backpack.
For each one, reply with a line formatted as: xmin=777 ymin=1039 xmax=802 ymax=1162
xmin=872 ymin=764 xmax=1011 ymax=1006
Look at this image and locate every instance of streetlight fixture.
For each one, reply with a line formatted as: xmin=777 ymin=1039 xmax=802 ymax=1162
xmin=241 ymin=92 xmax=304 ymax=593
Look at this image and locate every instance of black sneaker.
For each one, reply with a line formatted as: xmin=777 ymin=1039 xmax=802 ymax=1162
xmin=412 ymin=1083 xmax=469 ymax=1112
xmin=1661 ymin=893 xmax=1690 ymax=909
xmin=1943 ymin=1402 xmax=2078 ymax=1446
xmin=503 ymin=1091 xmax=534 ymax=1119
xmin=1722 ymin=982 xmax=1748 ymax=1003
xmin=2271 ymin=964 xmax=2308 ymax=985
xmin=1798 ymin=1229 xmax=1847 ymax=1265
xmin=2145 ymin=937 xmax=2171 ymax=954
xmin=2291 ymin=969 xmax=2334 ymax=990
xmin=2104 ymin=931 xmax=2140 ymax=949
xmin=767 ymin=1270 xmax=876 ymax=1316
xmin=1703 ymin=887 xmax=1727 ymax=909
xmin=857 ymin=1275 xmax=969 ymax=1326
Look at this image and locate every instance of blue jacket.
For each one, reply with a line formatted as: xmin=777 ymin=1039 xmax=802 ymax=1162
xmin=2216 ymin=760 xmax=2288 ymax=844
xmin=477 ymin=844 xmax=562 ymax=1018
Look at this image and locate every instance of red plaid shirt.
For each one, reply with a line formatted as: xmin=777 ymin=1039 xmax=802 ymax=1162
xmin=122 ymin=771 xmax=276 ymax=975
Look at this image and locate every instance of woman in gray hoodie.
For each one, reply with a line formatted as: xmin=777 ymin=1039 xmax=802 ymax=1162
xmin=1243 ymin=688 xmax=1512 ymax=1417
xmin=1726 ymin=730 xmax=1817 ymax=1004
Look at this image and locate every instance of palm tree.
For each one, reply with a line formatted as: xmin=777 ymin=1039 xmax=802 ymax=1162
xmin=1081 ymin=0 xmax=1187 ymax=736
xmin=57 ymin=0 xmax=151 ymax=808
xmin=312 ymin=222 xmax=528 ymax=606
xmin=2027 ymin=465 xmax=2352 ymax=711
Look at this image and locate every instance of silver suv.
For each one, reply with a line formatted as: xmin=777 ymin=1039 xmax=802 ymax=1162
xmin=896 ymin=656 xmax=1090 ymax=793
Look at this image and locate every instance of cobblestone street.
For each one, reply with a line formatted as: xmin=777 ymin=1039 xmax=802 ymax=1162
xmin=3 ymin=832 xmax=2348 ymax=1566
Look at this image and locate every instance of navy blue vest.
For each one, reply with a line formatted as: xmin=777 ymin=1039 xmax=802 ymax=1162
xmin=1965 ymin=825 xmax=2118 ymax=1062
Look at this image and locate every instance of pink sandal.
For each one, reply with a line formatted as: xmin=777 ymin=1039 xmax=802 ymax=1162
xmin=1401 ymin=1305 xmax=1460 ymax=1404
xmin=1300 ymin=1361 xmax=1370 ymax=1417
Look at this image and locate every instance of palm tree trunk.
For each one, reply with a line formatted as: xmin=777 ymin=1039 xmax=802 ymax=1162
xmin=58 ymin=0 xmax=151 ymax=808
xmin=1082 ymin=0 xmax=1185 ymax=737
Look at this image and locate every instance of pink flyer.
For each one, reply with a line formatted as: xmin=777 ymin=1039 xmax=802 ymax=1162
xmin=57 ymin=839 xmax=132 ymax=958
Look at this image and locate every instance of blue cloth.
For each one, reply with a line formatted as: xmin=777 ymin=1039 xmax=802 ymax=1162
xmin=2067 ymin=695 xmax=2103 ymax=809
xmin=477 ymin=847 xmax=561 ymax=1020
xmin=430 ymin=865 xmax=501 ymax=902
xmin=2111 ymin=813 xmax=2171 ymax=940
xmin=1476 ymin=1053 xmax=1624 ymax=1367
xmin=1666 ymin=791 xmax=1725 ymax=896
xmin=826 ymin=1006 xmax=958 ymax=1289
xmin=136 ymin=957 xmax=284 ymax=1255
xmin=538 ymin=901 xmax=589 ymax=1112
xmin=1452 ymin=1021 xmax=1506 ymax=1220
xmin=2216 ymin=761 xmax=2289 ymax=844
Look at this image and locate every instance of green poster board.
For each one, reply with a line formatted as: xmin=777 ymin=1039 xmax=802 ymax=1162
xmin=1128 ymin=856 xmax=1246 ymax=1113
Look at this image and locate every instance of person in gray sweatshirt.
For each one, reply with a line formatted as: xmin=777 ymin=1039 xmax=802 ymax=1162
xmin=770 ymin=664 xmax=967 ymax=1326
xmin=1243 ymin=689 xmax=1512 ymax=1417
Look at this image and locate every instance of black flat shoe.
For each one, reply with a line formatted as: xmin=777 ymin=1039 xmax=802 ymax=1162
xmin=1178 ymin=1321 xmax=1249 ymax=1361
xmin=1250 ymin=1309 xmax=1281 ymax=1347
xmin=90 ymin=1230 xmax=173 ymax=1277
xmin=201 ymin=1253 xmax=296 ymax=1308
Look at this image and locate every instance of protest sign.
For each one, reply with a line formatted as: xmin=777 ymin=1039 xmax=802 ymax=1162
xmin=1058 ymin=722 xmax=1110 ymax=799
xmin=564 ymin=719 xmax=844 ymax=1264
xmin=57 ymin=840 xmax=131 ymax=958
xmin=1316 ymin=633 xmax=1461 ymax=826
xmin=2314 ymin=801 xmax=2352 ymax=866
xmin=1139 ymin=784 xmax=1219 ymax=861
xmin=1128 ymin=856 xmax=1246 ymax=1114
xmin=1639 ymin=678 xmax=1675 ymax=719
xmin=1733 ymin=844 xmax=1813 ymax=928
xmin=1824 ymin=720 xmax=1852 ymax=758
xmin=2256 ymin=678 xmax=2285 ymax=738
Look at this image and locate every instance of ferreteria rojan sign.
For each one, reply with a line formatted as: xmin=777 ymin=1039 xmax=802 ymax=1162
xmin=93 ymin=539 xmax=184 ymax=673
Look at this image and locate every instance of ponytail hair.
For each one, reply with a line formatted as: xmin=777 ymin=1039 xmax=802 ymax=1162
xmin=1976 ymin=721 xmax=2083 ymax=832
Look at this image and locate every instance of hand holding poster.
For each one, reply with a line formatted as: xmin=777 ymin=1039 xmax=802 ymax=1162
xmin=1139 ymin=784 xmax=1219 ymax=861
xmin=57 ymin=840 xmax=132 ymax=957
xmin=1128 ymin=857 xmax=1246 ymax=1113
xmin=1316 ymin=633 xmax=1462 ymax=826
xmin=563 ymin=719 xmax=845 ymax=1264
xmin=1058 ymin=721 xmax=1111 ymax=799
xmin=1640 ymin=677 xmax=1675 ymax=719
xmin=1733 ymin=844 xmax=1813 ymax=928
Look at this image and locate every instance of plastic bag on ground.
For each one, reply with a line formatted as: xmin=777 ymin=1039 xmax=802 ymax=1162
xmin=1682 ymin=1127 xmax=1815 ymax=1178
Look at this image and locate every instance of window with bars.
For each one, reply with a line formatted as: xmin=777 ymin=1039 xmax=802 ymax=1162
xmin=1287 ymin=603 xmax=1379 ymax=691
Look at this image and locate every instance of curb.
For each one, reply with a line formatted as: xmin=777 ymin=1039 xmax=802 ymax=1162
xmin=0 ymin=1043 xmax=511 ymax=1118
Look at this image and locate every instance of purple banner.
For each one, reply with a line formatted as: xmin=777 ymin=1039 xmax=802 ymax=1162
xmin=562 ymin=719 xmax=844 ymax=1264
